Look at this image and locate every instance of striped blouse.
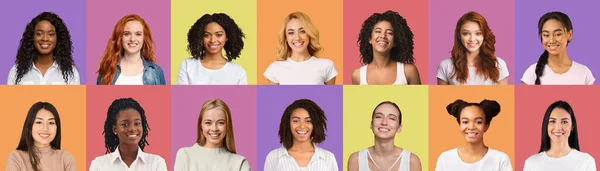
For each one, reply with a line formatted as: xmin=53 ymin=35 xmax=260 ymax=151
xmin=264 ymin=145 xmax=339 ymax=171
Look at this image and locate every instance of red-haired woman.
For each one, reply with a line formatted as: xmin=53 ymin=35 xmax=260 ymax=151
xmin=96 ymin=14 xmax=165 ymax=85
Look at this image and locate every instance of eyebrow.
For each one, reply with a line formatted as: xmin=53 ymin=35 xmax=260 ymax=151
xmin=119 ymin=118 xmax=141 ymax=122
xmin=35 ymin=117 xmax=55 ymax=120
xmin=461 ymin=117 xmax=484 ymax=120
xmin=549 ymin=117 xmax=570 ymax=120
xmin=287 ymin=27 xmax=304 ymax=32
xmin=291 ymin=116 xmax=311 ymax=119
xmin=542 ymin=29 xmax=564 ymax=33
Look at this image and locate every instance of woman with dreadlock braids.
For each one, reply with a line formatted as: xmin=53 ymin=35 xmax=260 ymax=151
xmin=89 ymin=98 xmax=167 ymax=171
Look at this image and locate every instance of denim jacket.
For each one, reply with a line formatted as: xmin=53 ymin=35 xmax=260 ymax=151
xmin=97 ymin=57 xmax=166 ymax=85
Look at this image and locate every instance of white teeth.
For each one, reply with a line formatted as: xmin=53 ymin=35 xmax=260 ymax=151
xmin=39 ymin=133 xmax=50 ymax=137
xmin=293 ymin=42 xmax=304 ymax=47
xmin=296 ymin=131 xmax=307 ymax=134
xmin=209 ymin=133 xmax=220 ymax=137
xmin=553 ymin=132 xmax=563 ymax=136
xmin=128 ymin=134 xmax=137 ymax=138
xmin=40 ymin=44 xmax=50 ymax=48
xmin=378 ymin=128 xmax=390 ymax=132
xmin=128 ymin=43 xmax=137 ymax=47
xmin=377 ymin=41 xmax=387 ymax=45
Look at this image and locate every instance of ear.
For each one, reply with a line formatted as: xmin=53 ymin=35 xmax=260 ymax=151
xmin=483 ymin=124 xmax=490 ymax=133
xmin=568 ymin=29 xmax=573 ymax=41
xmin=396 ymin=124 xmax=402 ymax=133
xmin=112 ymin=125 xmax=117 ymax=135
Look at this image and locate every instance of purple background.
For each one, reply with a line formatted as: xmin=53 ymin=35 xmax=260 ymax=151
xmin=257 ymin=86 xmax=343 ymax=170
xmin=515 ymin=0 xmax=600 ymax=83
xmin=0 ymin=0 xmax=86 ymax=84
xmin=171 ymin=86 xmax=258 ymax=170
xmin=428 ymin=0 xmax=515 ymax=84
xmin=85 ymin=0 xmax=170 ymax=84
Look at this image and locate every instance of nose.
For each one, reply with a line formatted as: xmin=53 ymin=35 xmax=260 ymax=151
xmin=381 ymin=118 xmax=388 ymax=125
xmin=41 ymin=122 xmax=48 ymax=131
xmin=41 ymin=33 xmax=49 ymax=42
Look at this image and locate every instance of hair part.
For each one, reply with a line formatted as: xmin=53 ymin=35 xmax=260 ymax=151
xmin=15 ymin=12 xmax=75 ymax=84
xmin=534 ymin=11 xmax=573 ymax=85
xmin=279 ymin=99 xmax=327 ymax=149
xmin=358 ymin=10 xmax=415 ymax=65
xmin=275 ymin=11 xmax=323 ymax=61
xmin=97 ymin=14 xmax=156 ymax=85
xmin=451 ymin=11 xmax=499 ymax=84
xmin=187 ymin=13 xmax=245 ymax=61
xmin=539 ymin=100 xmax=579 ymax=152
xmin=197 ymin=99 xmax=237 ymax=153
xmin=102 ymin=98 xmax=150 ymax=154
xmin=17 ymin=102 xmax=62 ymax=171
xmin=446 ymin=99 xmax=501 ymax=126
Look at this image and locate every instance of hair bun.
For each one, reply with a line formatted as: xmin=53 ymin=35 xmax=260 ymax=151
xmin=446 ymin=99 xmax=467 ymax=118
xmin=479 ymin=99 xmax=501 ymax=118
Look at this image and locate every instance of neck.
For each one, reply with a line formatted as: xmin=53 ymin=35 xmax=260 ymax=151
xmin=290 ymin=140 xmax=314 ymax=151
xmin=289 ymin=51 xmax=311 ymax=62
xmin=548 ymin=52 xmax=571 ymax=65
xmin=547 ymin=141 xmax=572 ymax=157
xmin=461 ymin=140 xmax=487 ymax=154
xmin=372 ymin=137 xmax=396 ymax=156
xmin=35 ymin=54 xmax=54 ymax=65
xmin=466 ymin=51 xmax=478 ymax=65
xmin=118 ymin=144 xmax=139 ymax=159
xmin=371 ymin=52 xmax=393 ymax=68
xmin=122 ymin=52 xmax=142 ymax=64
xmin=201 ymin=142 xmax=223 ymax=149
xmin=203 ymin=52 xmax=226 ymax=62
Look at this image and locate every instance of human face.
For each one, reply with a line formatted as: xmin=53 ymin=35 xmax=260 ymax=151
xmin=547 ymin=108 xmax=572 ymax=144
xmin=122 ymin=21 xmax=144 ymax=56
xmin=460 ymin=21 xmax=483 ymax=54
xmin=201 ymin=108 xmax=227 ymax=148
xmin=112 ymin=109 xmax=142 ymax=147
xmin=460 ymin=106 xmax=487 ymax=143
xmin=286 ymin=18 xmax=310 ymax=54
xmin=541 ymin=19 xmax=572 ymax=56
xmin=203 ymin=22 xmax=227 ymax=55
xmin=290 ymin=108 xmax=313 ymax=143
xmin=371 ymin=104 xmax=401 ymax=139
xmin=369 ymin=21 xmax=395 ymax=54
xmin=34 ymin=20 xmax=57 ymax=55
xmin=32 ymin=109 xmax=57 ymax=148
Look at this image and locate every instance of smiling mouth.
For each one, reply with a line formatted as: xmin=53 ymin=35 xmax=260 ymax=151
xmin=378 ymin=128 xmax=390 ymax=132
xmin=292 ymin=42 xmax=304 ymax=48
xmin=296 ymin=130 xmax=308 ymax=135
xmin=466 ymin=42 xmax=478 ymax=48
xmin=127 ymin=43 xmax=138 ymax=47
xmin=39 ymin=133 xmax=51 ymax=138
xmin=39 ymin=44 xmax=51 ymax=49
xmin=127 ymin=134 xmax=139 ymax=139
xmin=547 ymin=44 xmax=559 ymax=50
xmin=208 ymin=133 xmax=221 ymax=138
xmin=466 ymin=132 xmax=478 ymax=138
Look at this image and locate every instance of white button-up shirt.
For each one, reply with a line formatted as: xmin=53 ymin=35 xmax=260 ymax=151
xmin=89 ymin=147 xmax=167 ymax=171
xmin=7 ymin=61 xmax=80 ymax=85
xmin=264 ymin=145 xmax=339 ymax=171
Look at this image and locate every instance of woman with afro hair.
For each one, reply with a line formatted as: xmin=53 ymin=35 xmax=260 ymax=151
xmin=177 ymin=13 xmax=248 ymax=85
xmin=8 ymin=12 xmax=80 ymax=85
xmin=351 ymin=10 xmax=421 ymax=85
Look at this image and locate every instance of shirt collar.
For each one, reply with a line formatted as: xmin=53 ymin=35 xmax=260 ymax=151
xmin=110 ymin=146 xmax=147 ymax=165
xmin=277 ymin=144 xmax=326 ymax=160
xmin=31 ymin=60 xmax=59 ymax=70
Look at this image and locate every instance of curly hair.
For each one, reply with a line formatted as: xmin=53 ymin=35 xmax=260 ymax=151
xmin=357 ymin=10 xmax=415 ymax=65
xmin=534 ymin=12 xmax=573 ymax=85
xmin=97 ymin=14 xmax=156 ymax=85
xmin=451 ymin=11 xmax=499 ymax=84
xmin=276 ymin=11 xmax=323 ymax=61
xmin=15 ymin=12 xmax=75 ymax=84
xmin=187 ymin=13 xmax=245 ymax=61
xmin=446 ymin=99 xmax=501 ymax=126
xmin=279 ymin=99 xmax=328 ymax=149
xmin=102 ymin=98 xmax=150 ymax=154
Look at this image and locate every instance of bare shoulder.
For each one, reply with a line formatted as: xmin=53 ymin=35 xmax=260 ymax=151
xmin=351 ymin=68 xmax=360 ymax=84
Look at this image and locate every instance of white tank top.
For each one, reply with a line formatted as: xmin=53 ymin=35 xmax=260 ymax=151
xmin=359 ymin=62 xmax=408 ymax=85
xmin=358 ymin=148 xmax=411 ymax=171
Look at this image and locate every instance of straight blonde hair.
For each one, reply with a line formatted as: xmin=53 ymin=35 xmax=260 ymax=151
xmin=197 ymin=99 xmax=237 ymax=153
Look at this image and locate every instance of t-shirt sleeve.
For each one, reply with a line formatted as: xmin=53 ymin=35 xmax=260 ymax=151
xmin=434 ymin=153 xmax=444 ymax=171
xmin=583 ymin=155 xmax=596 ymax=171
xmin=238 ymin=66 xmax=248 ymax=85
xmin=497 ymin=57 xmax=510 ymax=80
xmin=584 ymin=66 xmax=595 ymax=85
xmin=176 ymin=59 xmax=190 ymax=85
xmin=522 ymin=156 xmax=533 ymax=171
xmin=263 ymin=63 xmax=278 ymax=83
xmin=7 ymin=65 xmax=17 ymax=85
xmin=436 ymin=59 xmax=450 ymax=82
xmin=521 ymin=64 xmax=537 ymax=85
xmin=325 ymin=59 xmax=338 ymax=82
xmin=68 ymin=66 xmax=81 ymax=85
xmin=499 ymin=153 xmax=513 ymax=171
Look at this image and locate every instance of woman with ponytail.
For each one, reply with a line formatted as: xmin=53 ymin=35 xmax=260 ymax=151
xmin=521 ymin=12 xmax=594 ymax=85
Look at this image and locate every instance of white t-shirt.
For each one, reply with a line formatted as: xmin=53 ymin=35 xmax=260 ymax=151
xmin=264 ymin=146 xmax=339 ymax=171
xmin=89 ymin=147 xmax=167 ymax=171
xmin=7 ymin=62 xmax=80 ymax=85
xmin=115 ymin=73 xmax=144 ymax=85
xmin=264 ymin=56 xmax=337 ymax=85
xmin=521 ymin=61 xmax=594 ymax=85
xmin=437 ymin=57 xmax=509 ymax=85
xmin=435 ymin=148 xmax=513 ymax=171
xmin=176 ymin=58 xmax=248 ymax=85
xmin=523 ymin=149 xmax=596 ymax=171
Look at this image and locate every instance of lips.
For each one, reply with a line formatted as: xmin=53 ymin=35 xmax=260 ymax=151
xmin=39 ymin=133 xmax=51 ymax=139
xmin=207 ymin=44 xmax=220 ymax=50
xmin=378 ymin=127 xmax=390 ymax=132
xmin=547 ymin=44 xmax=559 ymax=51
xmin=127 ymin=43 xmax=138 ymax=47
xmin=466 ymin=132 xmax=478 ymax=138
xmin=292 ymin=42 xmax=304 ymax=48
xmin=127 ymin=133 xmax=139 ymax=140
xmin=208 ymin=132 xmax=221 ymax=139
xmin=39 ymin=44 xmax=51 ymax=49
xmin=466 ymin=42 xmax=479 ymax=49
xmin=296 ymin=130 xmax=308 ymax=134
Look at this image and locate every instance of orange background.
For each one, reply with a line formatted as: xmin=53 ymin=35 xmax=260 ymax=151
xmin=514 ymin=86 xmax=600 ymax=170
xmin=257 ymin=0 xmax=344 ymax=84
xmin=85 ymin=86 xmax=171 ymax=169
xmin=0 ymin=86 xmax=87 ymax=171
xmin=343 ymin=0 xmax=429 ymax=84
xmin=429 ymin=86 xmax=515 ymax=170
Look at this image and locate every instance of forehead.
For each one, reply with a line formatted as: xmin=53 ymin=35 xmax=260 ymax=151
xmin=374 ymin=20 xmax=393 ymax=29
xmin=286 ymin=18 xmax=304 ymax=30
xmin=35 ymin=20 xmax=55 ymax=30
xmin=124 ymin=20 xmax=143 ymax=31
xmin=460 ymin=106 xmax=485 ymax=119
xmin=542 ymin=19 xmax=565 ymax=31
xmin=461 ymin=21 xmax=480 ymax=31
xmin=35 ymin=109 xmax=55 ymax=119
xmin=203 ymin=108 xmax=226 ymax=120
xmin=204 ymin=22 xmax=224 ymax=32
xmin=291 ymin=108 xmax=310 ymax=118
xmin=116 ymin=108 xmax=141 ymax=120
xmin=374 ymin=103 xmax=400 ymax=117
xmin=549 ymin=108 xmax=570 ymax=119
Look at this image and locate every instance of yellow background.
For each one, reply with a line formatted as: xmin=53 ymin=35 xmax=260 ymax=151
xmin=344 ymin=85 xmax=429 ymax=171
xmin=0 ymin=86 xmax=87 ymax=171
xmin=171 ymin=0 xmax=258 ymax=84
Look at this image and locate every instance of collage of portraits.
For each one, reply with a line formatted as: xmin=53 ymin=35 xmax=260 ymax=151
xmin=1 ymin=0 xmax=599 ymax=170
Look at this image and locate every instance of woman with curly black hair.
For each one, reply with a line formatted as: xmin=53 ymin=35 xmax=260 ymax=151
xmin=351 ymin=10 xmax=421 ymax=85
xmin=89 ymin=98 xmax=167 ymax=170
xmin=7 ymin=12 xmax=80 ymax=85
xmin=177 ymin=13 xmax=248 ymax=85
xmin=436 ymin=11 xmax=509 ymax=85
